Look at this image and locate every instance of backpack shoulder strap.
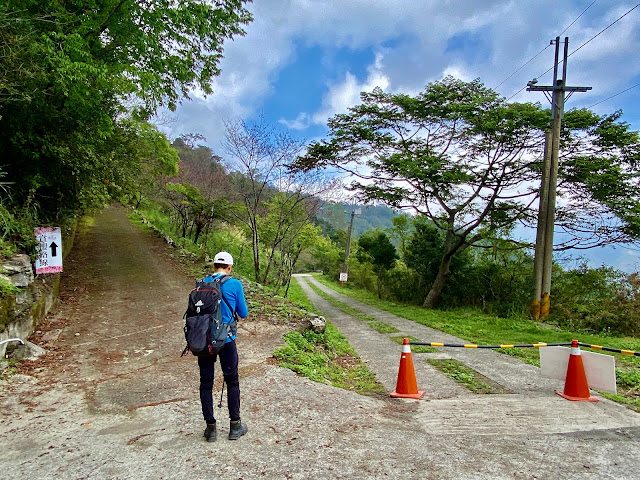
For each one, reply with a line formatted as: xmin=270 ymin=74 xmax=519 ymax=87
xmin=217 ymin=275 xmax=239 ymax=321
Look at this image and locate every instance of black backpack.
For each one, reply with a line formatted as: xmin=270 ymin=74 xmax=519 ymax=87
xmin=181 ymin=275 xmax=237 ymax=357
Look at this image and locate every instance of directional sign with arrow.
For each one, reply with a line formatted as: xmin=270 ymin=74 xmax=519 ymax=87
xmin=34 ymin=227 xmax=63 ymax=274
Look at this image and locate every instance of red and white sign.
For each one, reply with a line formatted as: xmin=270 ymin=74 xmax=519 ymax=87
xmin=34 ymin=227 xmax=63 ymax=274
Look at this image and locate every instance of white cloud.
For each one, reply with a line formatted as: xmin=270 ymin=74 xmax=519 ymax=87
xmin=161 ymin=0 xmax=640 ymax=149
xmin=442 ymin=65 xmax=475 ymax=82
xmin=279 ymin=112 xmax=312 ymax=130
xmin=293 ymin=52 xmax=391 ymax=128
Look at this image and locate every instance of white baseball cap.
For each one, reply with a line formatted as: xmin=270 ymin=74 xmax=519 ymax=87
xmin=214 ymin=251 xmax=234 ymax=265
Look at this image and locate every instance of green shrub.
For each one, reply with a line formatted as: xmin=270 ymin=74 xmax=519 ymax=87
xmin=0 ymin=276 xmax=20 ymax=296
xmin=0 ymin=203 xmax=39 ymax=258
xmin=551 ymin=265 xmax=640 ymax=336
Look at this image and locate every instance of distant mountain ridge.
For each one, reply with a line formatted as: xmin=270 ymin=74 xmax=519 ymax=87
xmin=314 ymin=202 xmax=400 ymax=238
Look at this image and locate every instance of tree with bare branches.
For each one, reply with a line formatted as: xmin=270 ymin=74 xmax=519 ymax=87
xmin=223 ymin=116 xmax=337 ymax=284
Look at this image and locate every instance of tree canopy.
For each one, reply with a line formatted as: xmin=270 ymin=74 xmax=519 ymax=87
xmin=293 ymin=77 xmax=640 ymax=307
xmin=0 ymin=0 xmax=252 ymax=222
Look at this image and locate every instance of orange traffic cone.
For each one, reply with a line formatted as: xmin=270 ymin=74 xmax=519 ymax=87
xmin=555 ymin=339 xmax=598 ymax=402
xmin=390 ymin=338 xmax=424 ymax=399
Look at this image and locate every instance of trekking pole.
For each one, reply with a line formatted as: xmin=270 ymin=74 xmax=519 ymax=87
xmin=218 ymin=379 xmax=225 ymax=409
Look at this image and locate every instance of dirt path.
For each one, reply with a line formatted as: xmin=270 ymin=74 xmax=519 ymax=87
xmin=1 ymin=205 xmax=639 ymax=479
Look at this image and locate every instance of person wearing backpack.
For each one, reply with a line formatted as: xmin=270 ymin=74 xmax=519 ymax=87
xmin=193 ymin=251 xmax=249 ymax=442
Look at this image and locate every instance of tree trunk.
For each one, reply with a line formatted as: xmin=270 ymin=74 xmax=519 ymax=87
xmin=262 ymin=246 xmax=276 ymax=285
xmin=423 ymin=255 xmax=452 ymax=308
xmin=252 ymin=227 xmax=260 ymax=282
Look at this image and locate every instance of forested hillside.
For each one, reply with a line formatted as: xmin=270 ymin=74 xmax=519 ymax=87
xmin=2 ymin=2 xmax=640 ymax=340
xmin=314 ymin=203 xmax=399 ymax=238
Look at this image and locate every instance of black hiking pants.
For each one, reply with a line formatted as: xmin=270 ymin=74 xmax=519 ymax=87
xmin=198 ymin=340 xmax=241 ymax=423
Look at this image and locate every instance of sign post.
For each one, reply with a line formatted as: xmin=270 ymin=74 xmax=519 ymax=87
xmin=34 ymin=227 xmax=63 ymax=274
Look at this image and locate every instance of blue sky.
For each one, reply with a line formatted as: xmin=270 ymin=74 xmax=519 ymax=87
xmin=158 ymin=0 xmax=640 ymax=271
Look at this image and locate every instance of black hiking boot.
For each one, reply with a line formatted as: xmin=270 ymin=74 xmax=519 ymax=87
xmin=228 ymin=419 xmax=248 ymax=440
xmin=203 ymin=422 xmax=216 ymax=442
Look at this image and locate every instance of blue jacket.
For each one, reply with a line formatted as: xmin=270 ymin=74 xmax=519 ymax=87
xmin=201 ymin=273 xmax=249 ymax=342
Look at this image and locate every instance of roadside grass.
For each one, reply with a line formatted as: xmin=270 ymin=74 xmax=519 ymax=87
xmin=368 ymin=321 xmax=400 ymax=334
xmin=273 ymin=322 xmax=385 ymax=395
xmin=313 ymin=274 xmax=640 ymax=411
xmin=427 ymin=359 xmax=512 ymax=394
xmin=286 ymin=277 xmax=321 ymax=315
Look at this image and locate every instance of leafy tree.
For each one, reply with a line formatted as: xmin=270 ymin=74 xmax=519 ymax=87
xmin=357 ymin=229 xmax=397 ymax=298
xmin=556 ymin=110 xmax=640 ymax=249
xmin=278 ymin=222 xmax=323 ymax=296
xmin=294 ymin=77 xmax=640 ymax=308
xmin=163 ymin=182 xmax=222 ymax=243
xmin=387 ymin=213 xmax=413 ymax=260
xmin=550 ymin=263 xmax=640 ymax=336
xmin=0 ymin=0 xmax=251 ymax=224
xmin=404 ymin=217 xmax=444 ymax=289
xmin=444 ymin=240 xmax=533 ymax=316
xmin=259 ymin=192 xmax=323 ymax=287
xmin=113 ymin=120 xmax=180 ymax=207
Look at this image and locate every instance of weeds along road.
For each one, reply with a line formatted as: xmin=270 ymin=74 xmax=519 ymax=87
xmin=1 ymin=204 xmax=639 ymax=480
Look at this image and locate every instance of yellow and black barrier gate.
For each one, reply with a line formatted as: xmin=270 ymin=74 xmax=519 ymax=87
xmin=409 ymin=341 xmax=640 ymax=356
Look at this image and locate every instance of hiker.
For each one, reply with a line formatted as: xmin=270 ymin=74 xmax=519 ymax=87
xmin=197 ymin=251 xmax=249 ymax=442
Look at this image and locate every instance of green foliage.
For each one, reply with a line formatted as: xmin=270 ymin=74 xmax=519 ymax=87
xmin=357 ymin=229 xmax=397 ymax=271
xmin=439 ymin=241 xmax=533 ymax=317
xmin=273 ymin=323 xmax=384 ymax=394
xmin=0 ymin=275 xmax=20 ymax=295
xmin=383 ymin=261 xmax=426 ymax=305
xmin=356 ymin=228 xmax=397 ymax=298
xmin=0 ymin=0 xmax=250 ymax=235
xmin=387 ymin=213 xmax=413 ymax=259
xmin=343 ymin=259 xmax=377 ymax=293
xmin=551 ymin=264 xmax=640 ymax=337
xmin=0 ymin=201 xmax=39 ymax=257
xmin=404 ymin=217 xmax=445 ymax=286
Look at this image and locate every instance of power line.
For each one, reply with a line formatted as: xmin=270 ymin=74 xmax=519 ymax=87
xmin=567 ymin=2 xmax=640 ymax=59
xmin=588 ymin=83 xmax=640 ymax=108
xmin=494 ymin=45 xmax=551 ymax=90
xmin=559 ymin=0 xmax=599 ymax=37
xmin=496 ymin=0 xmax=598 ymax=92
xmin=508 ymin=2 xmax=640 ymax=102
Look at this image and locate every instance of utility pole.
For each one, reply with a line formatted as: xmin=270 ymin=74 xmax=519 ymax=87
xmin=528 ymin=37 xmax=591 ymax=319
xmin=340 ymin=208 xmax=360 ymax=286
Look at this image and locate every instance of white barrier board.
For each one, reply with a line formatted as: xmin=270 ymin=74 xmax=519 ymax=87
xmin=540 ymin=346 xmax=617 ymax=394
